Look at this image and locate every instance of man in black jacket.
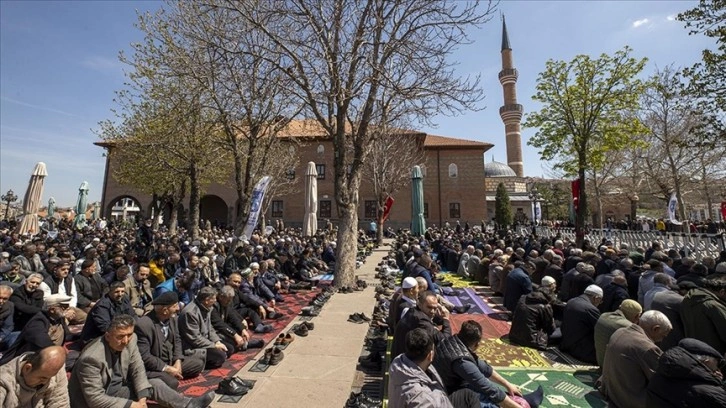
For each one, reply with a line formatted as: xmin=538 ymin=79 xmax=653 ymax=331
xmin=226 ymin=272 xmax=272 ymax=334
xmin=80 ymin=281 xmax=135 ymax=343
xmin=9 ymin=272 xmax=44 ymax=331
xmin=212 ymin=285 xmax=264 ymax=352
xmin=134 ymin=291 xmax=205 ymax=389
xmin=74 ymin=258 xmax=108 ymax=313
xmin=391 ymin=291 xmax=451 ymax=359
xmin=0 ymin=294 xmax=76 ymax=367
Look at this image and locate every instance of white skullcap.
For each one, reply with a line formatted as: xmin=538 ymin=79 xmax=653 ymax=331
xmin=541 ymin=276 xmax=556 ymax=286
xmin=402 ymin=277 xmax=418 ymax=289
xmin=584 ymin=285 xmax=603 ymax=297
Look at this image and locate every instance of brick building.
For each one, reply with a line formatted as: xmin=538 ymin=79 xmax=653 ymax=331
xmin=95 ymin=121 xmax=493 ymax=230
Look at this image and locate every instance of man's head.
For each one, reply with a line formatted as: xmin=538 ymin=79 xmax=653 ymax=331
xmin=639 ymin=310 xmax=672 ymax=343
xmin=0 ymin=285 xmax=12 ymax=307
xmin=20 ymin=346 xmax=67 ymax=388
xmin=23 ymin=243 xmax=36 ymax=257
xmin=457 ymin=320 xmax=483 ymax=350
xmin=584 ymin=285 xmax=603 ymax=307
xmin=108 ymin=281 xmax=126 ymax=303
xmin=404 ymin=328 xmax=434 ymax=368
xmin=227 ymin=272 xmax=242 ymax=289
xmin=152 ymin=291 xmax=179 ymax=319
xmin=415 ymin=276 xmax=428 ymax=292
xmin=653 ymin=273 xmax=671 ymax=287
xmin=45 ymin=294 xmax=72 ymax=321
xmin=240 ymin=268 xmax=254 ymax=283
xmin=401 ymin=277 xmax=419 ymax=299
xmin=218 ymin=285 xmax=236 ymax=307
xmin=53 ymin=261 xmax=70 ymax=280
xmin=104 ymin=314 xmax=136 ymax=352
xmin=541 ymin=276 xmax=556 ymax=292
xmin=704 ymin=279 xmax=726 ymax=302
xmin=417 ymin=291 xmax=440 ymax=319
xmin=115 ymin=265 xmax=131 ymax=281
xmin=618 ymin=299 xmax=643 ymax=323
xmin=24 ymin=273 xmax=44 ymax=293
xmin=80 ymin=258 xmax=97 ymax=276
xmin=197 ymin=286 xmax=217 ymax=309
xmin=176 ymin=270 xmax=197 ymax=293
xmin=135 ymin=264 xmax=150 ymax=282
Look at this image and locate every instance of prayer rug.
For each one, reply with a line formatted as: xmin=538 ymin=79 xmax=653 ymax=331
xmin=540 ymin=348 xmax=600 ymax=371
xmin=176 ymin=290 xmax=319 ymax=395
xmin=449 ymin=314 xmax=511 ymax=340
xmin=475 ymin=338 xmax=553 ymax=369
xmin=444 ymin=287 xmax=498 ymax=315
xmin=496 ymin=368 xmax=606 ymax=407
xmin=438 ymin=272 xmax=480 ymax=288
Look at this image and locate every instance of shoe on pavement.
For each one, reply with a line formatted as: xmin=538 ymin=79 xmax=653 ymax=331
xmin=269 ymin=347 xmax=284 ymax=365
xmin=275 ymin=333 xmax=285 ymax=345
xmin=348 ymin=314 xmax=364 ymax=324
xmin=185 ymin=390 xmax=215 ymax=408
xmin=302 ymin=321 xmax=315 ymax=331
xmin=231 ymin=376 xmax=255 ymax=389
xmin=294 ymin=324 xmax=309 ymax=337
xmin=355 ymin=312 xmax=372 ymax=322
xmin=282 ymin=332 xmax=295 ymax=345
xmin=217 ymin=378 xmax=249 ymax=396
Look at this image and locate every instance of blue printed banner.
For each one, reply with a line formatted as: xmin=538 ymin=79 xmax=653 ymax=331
xmin=242 ymin=176 xmax=272 ymax=240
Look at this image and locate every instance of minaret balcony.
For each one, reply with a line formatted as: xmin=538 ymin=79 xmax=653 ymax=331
xmin=499 ymin=104 xmax=523 ymax=116
xmin=498 ymin=68 xmax=519 ymax=80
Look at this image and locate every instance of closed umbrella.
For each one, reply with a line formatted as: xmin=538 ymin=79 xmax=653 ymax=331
xmin=302 ymin=161 xmax=318 ymax=237
xmin=73 ymin=181 xmax=89 ymax=230
xmin=92 ymin=202 xmax=100 ymax=220
xmin=47 ymin=197 xmax=56 ymax=218
xmin=16 ymin=162 xmax=48 ymax=236
xmin=411 ymin=165 xmax=426 ymax=236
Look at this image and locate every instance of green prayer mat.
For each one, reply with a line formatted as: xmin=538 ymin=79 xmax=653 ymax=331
xmin=438 ymin=273 xmax=481 ymax=288
xmin=496 ymin=368 xmax=606 ymax=408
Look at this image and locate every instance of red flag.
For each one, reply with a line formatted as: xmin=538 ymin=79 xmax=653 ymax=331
xmin=382 ymin=196 xmax=395 ymax=222
xmin=721 ymin=201 xmax=726 ymax=220
xmin=571 ymin=179 xmax=581 ymax=214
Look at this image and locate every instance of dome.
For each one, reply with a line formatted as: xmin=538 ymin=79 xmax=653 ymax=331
xmin=485 ymin=160 xmax=517 ymax=178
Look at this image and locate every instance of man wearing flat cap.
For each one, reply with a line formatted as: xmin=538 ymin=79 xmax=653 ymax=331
xmin=40 ymin=258 xmax=86 ymax=325
xmin=0 ymin=294 xmax=77 ymax=367
xmin=135 ymin=291 xmax=205 ymax=389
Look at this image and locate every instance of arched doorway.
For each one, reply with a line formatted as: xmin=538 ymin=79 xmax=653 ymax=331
xmin=200 ymin=195 xmax=228 ymax=227
xmin=106 ymin=196 xmax=142 ymax=224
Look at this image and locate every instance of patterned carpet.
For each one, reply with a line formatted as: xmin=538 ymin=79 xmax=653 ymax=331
xmin=449 ymin=313 xmax=511 ymax=340
xmin=476 ymin=338 xmax=553 ymax=369
xmin=496 ymin=368 xmax=606 ymax=407
xmin=437 ymin=272 xmax=480 ymax=288
xmin=176 ymin=289 xmax=319 ymax=396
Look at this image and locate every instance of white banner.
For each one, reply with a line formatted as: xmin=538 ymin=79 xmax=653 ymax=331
xmin=242 ymin=176 xmax=272 ymax=240
xmin=534 ymin=201 xmax=542 ymax=222
xmin=668 ymin=192 xmax=682 ymax=225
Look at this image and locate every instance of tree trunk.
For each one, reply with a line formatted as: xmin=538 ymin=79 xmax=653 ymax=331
xmin=169 ymin=204 xmax=179 ymax=236
xmin=701 ymin=162 xmax=714 ymax=220
xmin=675 ymin=182 xmax=688 ymax=233
xmin=233 ymin=150 xmax=247 ymax=236
xmin=151 ymin=193 xmax=161 ymax=231
xmin=576 ymin=168 xmax=587 ymax=247
xmin=189 ymin=165 xmax=201 ymax=240
xmin=332 ymin=203 xmax=358 ymax=288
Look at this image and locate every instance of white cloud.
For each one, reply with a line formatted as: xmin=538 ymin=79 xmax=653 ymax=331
xmin=0 ymin=96 xmax=84 ymax=118
xmin=81 ymin=56 xmax=122 ymax=73
xmin=666 ymin=15 xmax=676 ymax=21
xmin=632 ymin=18 xmax=650 ymax=28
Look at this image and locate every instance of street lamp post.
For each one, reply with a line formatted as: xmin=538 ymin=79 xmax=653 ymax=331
xmin=627 ymin=193 xmax=639 ymax=226
xmin=2 ymin=189 xmax=18 ymax=221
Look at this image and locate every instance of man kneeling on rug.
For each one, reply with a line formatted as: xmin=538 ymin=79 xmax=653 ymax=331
xmin=433 ymin=320 xmax=542 ymax=408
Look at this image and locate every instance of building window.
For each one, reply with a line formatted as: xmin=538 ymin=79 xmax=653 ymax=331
xmin=316 ymin=164 xmax=326 ymax=180
xmin=364 ymin=200 xmax=377 ymax=219
xmin=317 ymin=144 xmax=325 ymax=154
xmin=424 ymin=202 xmax=429 ymax=219
xmin=449 ymin=202 xmax=461 ymax=219
xmin=448 ymin=163 xmax=458 ymax=178
xmin=319 ymin=200 xmax=332 ymax=218
xmin=271 ymin=200 xmax=283 ymax=218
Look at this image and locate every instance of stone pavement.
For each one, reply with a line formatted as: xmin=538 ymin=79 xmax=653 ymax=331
xmin=211 ymin=241 xmax=390 ymax=408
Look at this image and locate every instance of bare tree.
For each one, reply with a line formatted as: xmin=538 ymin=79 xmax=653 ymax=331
xmin=218 ymin=0 xmax=493 ymax=286
xmin=364 ymin=126 xmax=426 ymax=243
xmin=130 ymin=3 xmax=301 ymax=235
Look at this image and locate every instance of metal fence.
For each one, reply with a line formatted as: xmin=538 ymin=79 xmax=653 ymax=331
xmin=528 ymin=226 xmax=725 ymax=261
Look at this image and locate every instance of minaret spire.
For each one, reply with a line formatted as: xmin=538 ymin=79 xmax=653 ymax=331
xmin=498 ymin=16 xmax=524 ymax=178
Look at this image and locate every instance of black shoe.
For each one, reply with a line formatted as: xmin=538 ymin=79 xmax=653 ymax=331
xmin=348 ymin=314 xmax=364 ymax=324
xmin=294 ymin=324 xmax=309 ymax=337
xmin=254 ymin=324 xmax=273 ymax=334
xmin=186 ymin=390 xmax=215 ymax=407
xmin=247 ymin=339 xmax=265 ymax=349
xmin=302 ymin=321 xmax=315 ymax=331
xmin=231 ymin=377 xmax=255 ymax=389
xmin=357 ymin=392 xmax=382 ymax=405
xmin=453 ymin=304 xmax=473 ymax=314
xmin=355 ymin=312 xmax=372 ymax=322
xmin=217 ymin=378 xmax=249 ymax=396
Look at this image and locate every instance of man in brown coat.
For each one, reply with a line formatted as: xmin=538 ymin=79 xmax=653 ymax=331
xmin=599 ymin=310 xmax=672 ymax=408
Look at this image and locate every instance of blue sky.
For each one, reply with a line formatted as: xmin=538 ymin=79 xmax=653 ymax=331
xmin=0 ymin=1 xmax=716 ymax=207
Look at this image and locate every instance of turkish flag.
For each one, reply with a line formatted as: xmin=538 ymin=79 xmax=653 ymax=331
xmin=382 ymin=196 xmax=395 ymax=222
xmin=721 ymin=201 xmax=726 ymax=220
xmin=572 ymin=179 xmax=581 ymax=214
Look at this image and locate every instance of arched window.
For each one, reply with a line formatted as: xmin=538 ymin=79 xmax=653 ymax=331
xmin=317 ymin=144 xmax=325 ymax=154
xmin=448 ymin=163 xmax=458 ymax=178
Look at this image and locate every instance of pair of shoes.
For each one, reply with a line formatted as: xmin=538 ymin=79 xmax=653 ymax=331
xmin=254 ymin=323 xmax=274 ymax=334
xmin=263 ymin=347 xmax=285 ymax=365
xmin=339 ymin=286 xmax=357 ymax=293
xmin=217 ymin=377 xmax=250 ymax=396
xmin=453 ymin=304 xmax=473 ymax=314
xmin=294 ymin=323 xmax=309 ymax=337
xmin=300 ymin=306 xmax=321 ymax=316
xmin=348 ymin=313 xmax=370 ymax=324
xmin=357 ymin=351 xmax=382 ymax=370
xmin=185 ymin=390 xmax=216 ymax=408
xmin=345 ymin=391 xmax=382 ymax=408
xmin=275 ymin=332 xmax=295 ymax=346
xmin=301 ymin=321 xmax=315 ymax=331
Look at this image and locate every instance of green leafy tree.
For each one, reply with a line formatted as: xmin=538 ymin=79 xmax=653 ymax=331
xmin=677 ymin=0 xmax=725 ymax=149
xmin=494 ymin=182 xmax=512 ymax=228
xmin=524 ymin=46 xmax=648 ymax=244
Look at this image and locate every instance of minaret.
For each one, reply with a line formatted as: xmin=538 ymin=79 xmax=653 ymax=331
xmin=498 ymin=16 xmax=524 ymax=178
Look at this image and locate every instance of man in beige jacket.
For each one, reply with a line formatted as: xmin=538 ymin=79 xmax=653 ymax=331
xmin=0 ymin=345 xmax=69 ymax=408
